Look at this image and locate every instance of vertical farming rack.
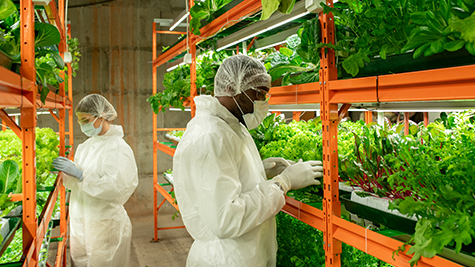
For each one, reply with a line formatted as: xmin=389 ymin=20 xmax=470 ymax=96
xmin=150 ymin=0 xmax=475 ymax=265
xmin=0 ymin=0 xmax=73 ymax=266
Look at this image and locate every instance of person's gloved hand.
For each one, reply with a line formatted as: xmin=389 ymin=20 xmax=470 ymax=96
xmin=52 ymin=156 xmax=83 ymax=181
xmin=272 ymin=160 xmax=323 ymax=193
xmin=262 ymin=157 xmax=294 ymax=179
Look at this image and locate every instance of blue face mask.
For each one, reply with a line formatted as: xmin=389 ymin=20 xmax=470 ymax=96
xmin=80 ymin=117 xmax=103 ymax=137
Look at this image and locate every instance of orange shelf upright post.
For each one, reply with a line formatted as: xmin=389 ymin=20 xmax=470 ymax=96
xmin=292 ymin=111 xmax=303 ymax=122
xmin=152 ymin=21 xmax=159 ymax=242
xmin=189 ymin=0 xmax=197 ymax=118
xmin=20 ymin=0 xmax=38 ymax=264
xmin=67 ymin=23 xmax=74 ymax=158
xmin=364 ymin=111 xmax=372 ymax=124
xmin=58 ymin=3 xmax=69 ymax=267
xmin=320 ymin=1 xmax=342 ymax=266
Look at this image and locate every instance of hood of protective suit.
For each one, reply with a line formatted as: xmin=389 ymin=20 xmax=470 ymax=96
xmin=63 ymin=124 xmax=138 ymax=267
xmin=174 ymin=95 xmax=285 ymax=267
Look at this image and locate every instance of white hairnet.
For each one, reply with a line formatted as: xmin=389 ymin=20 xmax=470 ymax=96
xmin=76 ymin=94 xmax=118 ymax=121
xmin=214 ymin=55 xmax=271 ymax=97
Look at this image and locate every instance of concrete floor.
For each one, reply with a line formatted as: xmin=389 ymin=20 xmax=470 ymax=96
xmin=47 ymin=188 xmax=193 ymax=267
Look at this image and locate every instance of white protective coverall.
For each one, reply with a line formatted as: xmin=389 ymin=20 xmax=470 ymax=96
xmin=174 ymin=95 xmax=286 ymax=267
xmin=63 ymin=125 xmax=138 ymax=267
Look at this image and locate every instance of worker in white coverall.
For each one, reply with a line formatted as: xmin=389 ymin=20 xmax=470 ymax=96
xmin=52 ymin=94 xmax=138 ymax=267
xmin=174 ymin=55 xmax=323 ymax=266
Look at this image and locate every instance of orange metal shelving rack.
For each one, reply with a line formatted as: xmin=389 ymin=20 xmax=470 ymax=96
xmin=150 ymin=0 xmax=474 ymax=265
xmin=0 ymin=1 xmax=73 ymax=266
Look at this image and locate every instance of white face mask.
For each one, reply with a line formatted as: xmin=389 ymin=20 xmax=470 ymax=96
xmin=233 ymin=91 xmax=269 ymax=130
xmin=80 ymin=117 xmax=103 ymax=137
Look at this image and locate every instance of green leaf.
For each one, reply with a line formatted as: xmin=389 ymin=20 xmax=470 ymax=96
xmin=410 ymin=12 xmax=427 ymax=25
xmin=430 ymin=38 xmax=446 ymax=54
xmin=444 ymin=39 xmax=466 ymax=51
xmin=261 ymin=0 xmax=280 ymax=20
xmin=379 ymin=44 xmax=388 ymax=59
xmin=449 ymin=14 xmax=475 ymax=43
xmin=279 ymin=46 xmax=294 ymax=57
xmin=277 ymin=0 xmax=295 ymax=14
xmin=49 ymin=51 xmax=65 ymax=69
xmin=35 ymin=23 xmax=61 ymax=47
xmin=465 ymin=42 xmax=475 ymax=55
xmin=413 ymin=43 xmax=431 ymax=59
xmin=0 ymin=0 xmax=15 ymax=20
xmin=395 ymin=124 xmax=404 ymax=134
xmin=451 ymin=7 xmax=470 ymax=20
xmin=342 ymin=54 xmax=359 ymax=77
xmin=286 ymin=34 xmax=301 ymax=49
xmin=0 ymin=160 xmax=19 ymax=194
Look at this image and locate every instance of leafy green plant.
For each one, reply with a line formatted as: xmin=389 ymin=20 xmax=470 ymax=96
xmin=264 ymin=18 xmax=320 ymax=85
xmin=276 ymin=212 xmax=393 ymax=267
xmin=190 ymin=0 xmax=234 ymax=35
xmin=0 ymin=0 xmax=15 ymax=20
xmin=35 ymin=51 xmax=66 ymax=101
xmin=167 ymin=130 xmax=185 ymax=140
xmin=249 ymin=113 xmax=284 ymax=150
xmin=148 ymin=51 xmax=229 ymax=113
xmin=261 ymin=0 xmax=296 ymax=21
xmin=0 ymin=128 xmax=59 ymax=188
xmin=384 ymin=111 xmax=475 ymax=265
xmin=0 ymin=227 xmax=21 ymax=263
xmin=402 ymin=0 xmax=475 ymax=58
xmin=320 ymin=0 xmax=413 ymax=77
xmin=147 ymin=64 xmax=191 ymax=113
xmin=0 ymin=160 xmax=21 ymax=216
xmin=1 ymin=9 xmax=67 ymax=103
xmin=67 ymin=37 xmax=81 ymax=77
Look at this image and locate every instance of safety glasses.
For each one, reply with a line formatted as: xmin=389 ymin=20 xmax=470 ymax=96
xmin=253 ymin=88 xmax=271 ymax=101
xmin=77 ymin=116 xmax=96 ymax=125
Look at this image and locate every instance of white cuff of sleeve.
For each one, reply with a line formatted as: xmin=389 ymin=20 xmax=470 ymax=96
xmin=272 ymin=175 xmax=291 ymax=193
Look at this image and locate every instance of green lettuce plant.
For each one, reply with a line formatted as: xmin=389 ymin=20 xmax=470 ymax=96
xmin=261 ymin=0 xmax=296 ymax=21
xmin=190 ymin=0 xmax=234 ymax=35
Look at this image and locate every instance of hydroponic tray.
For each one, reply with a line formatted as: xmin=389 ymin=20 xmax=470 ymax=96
xmin=0 ymin=262 xmax=22 ymax=267
xmin=164 ymin=134 xmax=180 ymax=146
xmin=341 ymin=49 xmax=475 ymax=79
xmin=0 ymin=218 xmax=21 ymax=258
xmin=164 ymin=172 xmax=174 ymax=186
xmin=341 ymin=194 xmax=417 ymax=234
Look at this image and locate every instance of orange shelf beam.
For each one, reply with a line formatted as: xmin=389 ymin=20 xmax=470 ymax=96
xmin=269 ymin=82 xmax=322 ymax=105
xmin=281 ymin=196 xmax=325 ymax=231
xmin=0 ymin=109 xmax=22 ymax=137
xmin=154 ymin=141 xmax=176 ymax=157
xmin=154 ymin=183 xmax=179 ymax=210
xmin=36 ymin=90 xmax=73 ymax=110
xmin=328 ymin=76 xmax=378 ymax=104
xmin=378 ymin=64 xmax=475 ymax=102
xmin=36 ymin=173 xmax=64 ymax=256
xmin=0 ymin=67 xmax=36 ymax=108
xmin=327 ymin=64 xmax=475 ymax=104
xmin=332 ymin=216 xmax=461 ymax=267
xmin=153 ymin=0 xmax=262 ymax=68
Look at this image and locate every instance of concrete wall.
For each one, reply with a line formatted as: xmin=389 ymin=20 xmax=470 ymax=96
xmin=37 ymin=0 xmax=191 ymax=216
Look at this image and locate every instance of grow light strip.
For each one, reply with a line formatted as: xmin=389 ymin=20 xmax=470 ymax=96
xmin=255 ymin=40 xmax=287 ymax=51
xmin=217 ymin=11 xmax=310 ymax=51
xmin=170 ymin=10 xmax=190 ymax=31
xmin=166 ymin=62 xmax=186 ymax=72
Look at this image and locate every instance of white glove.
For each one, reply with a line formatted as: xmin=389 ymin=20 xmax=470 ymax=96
xmin=272 ymin=160 xmax=323 ymax=193
xmin=52 ymin=156 xmax=83 ymax=181
xmin=262 ymin=157 xmax=295 ymax=179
